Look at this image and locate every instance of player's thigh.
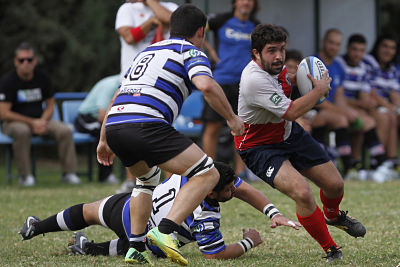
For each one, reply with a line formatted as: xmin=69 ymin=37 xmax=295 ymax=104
xmin=83 ymin=199 xmax=103 ymax=225
xmin=274 ymin=160 xmax=314 ymax=203
xmin=158 ymin=143 xmax=208 ymax=175
xmin=300 ymin=161 xmax=344 ymax=196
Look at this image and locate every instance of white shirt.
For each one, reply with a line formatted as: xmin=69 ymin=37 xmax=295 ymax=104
xmin=115 ymin=2 xmax=178 ymax=80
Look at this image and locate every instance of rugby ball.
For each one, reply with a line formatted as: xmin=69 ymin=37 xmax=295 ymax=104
xmin=296 ymin=56 xmax=329 ymax=104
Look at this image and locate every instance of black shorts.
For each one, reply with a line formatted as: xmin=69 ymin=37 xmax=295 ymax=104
xmin=106 ymin=122 xmax=193 ymax=168
xmin=102 ymin=193 xmax=130 ymax=240
xmin=238 ymin=122 xmax=330 ymax=188
xmin=201 ymin=83 xmax=239 ymax=122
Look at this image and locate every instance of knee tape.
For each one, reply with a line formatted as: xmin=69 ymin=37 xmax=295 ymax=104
xmin=182 ymin=155 xmax=214 ymax=178
xmin=131 ymin=166 xmax=161 ymax=197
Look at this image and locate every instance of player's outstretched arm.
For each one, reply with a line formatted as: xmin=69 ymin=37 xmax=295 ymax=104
xmin=234 ymin=180 xmax=300 ymax=230
xmin=192 ymin=75 xmax=244 ymax=136
xmin=203 ymin=229 xmax=262 ymax=260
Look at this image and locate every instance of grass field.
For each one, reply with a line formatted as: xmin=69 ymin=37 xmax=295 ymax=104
xmin=1 ymin=160 xmax=400 ymax=267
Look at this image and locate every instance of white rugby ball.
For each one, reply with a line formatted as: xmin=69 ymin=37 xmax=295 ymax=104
xmin=296 ymin=56 xmax=329 ymax=104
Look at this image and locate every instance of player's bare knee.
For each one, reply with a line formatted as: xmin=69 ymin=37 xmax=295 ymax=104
xmin=292 ymin=186 xmax=314 ymax=206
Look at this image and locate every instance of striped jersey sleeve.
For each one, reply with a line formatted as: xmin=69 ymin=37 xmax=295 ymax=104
xmin=183 ymin=48 xmax=213 ymax=80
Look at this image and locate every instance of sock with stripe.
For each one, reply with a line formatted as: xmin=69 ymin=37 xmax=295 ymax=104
xmin=34 ymin=204 xmax=88 ymax=235
xmin=129 ymin=232 xmax=146 ymax=252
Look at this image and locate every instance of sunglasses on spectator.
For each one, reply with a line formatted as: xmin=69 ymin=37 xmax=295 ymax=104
xmin=17 ymin=57 xmax=34 ymax=63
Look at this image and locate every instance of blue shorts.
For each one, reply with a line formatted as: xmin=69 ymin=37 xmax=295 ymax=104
xmin=238 ymin=122 xmax=330 ymax=188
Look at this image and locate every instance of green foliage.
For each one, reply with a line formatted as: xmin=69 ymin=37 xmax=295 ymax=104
xmin=0 ymin=0 xmax=122 ymax=92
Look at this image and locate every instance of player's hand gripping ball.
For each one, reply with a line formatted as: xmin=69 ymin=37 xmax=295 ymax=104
xmin=296 ymin=56 xmax=330 ymax=104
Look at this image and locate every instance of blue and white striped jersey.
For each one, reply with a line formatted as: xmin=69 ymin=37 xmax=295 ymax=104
xmin=121 ymin=174 xmax=243 ymax=256
xmin=363 ymin=54 xmax=400 ymax=99
xmin=336 ymin=55 xmax=371 ymax=99
xmin=106 ymin=38 xmax=212 ymax=127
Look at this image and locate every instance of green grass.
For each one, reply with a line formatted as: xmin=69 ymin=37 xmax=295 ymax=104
xmin=1 ymin=161 xmax=400 ymax=266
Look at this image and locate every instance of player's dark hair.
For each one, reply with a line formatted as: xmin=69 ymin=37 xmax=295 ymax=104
xmin=251 ymin=24 xmax=287 ymax=60
xmin=285 ymin=49 xmax=303 ymax=63
xmin=170 ymin=4 xmax=207 ymax=39
xmin=15 ymin=42 xmax=35 ymax=56
xmin=370 ymin=33 xmax=398 ymax=70
xmin=347 ymin=33 xmax=367 ymax=47
xmin=212 ymin=162 xmax=236 ymax=193
xmin=231 ymin=0 xmax=259 ymax=19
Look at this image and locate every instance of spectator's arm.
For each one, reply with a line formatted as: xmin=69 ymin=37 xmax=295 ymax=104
xmin=146 ymin=0 xmax=173 ymax=25
xmin=41 ymin=97 xmax=55 ymax=121
xmin=117 ymin=16 xmax=160 ymax=44
xmin=0 ymin=101 xmax=34 ymax=126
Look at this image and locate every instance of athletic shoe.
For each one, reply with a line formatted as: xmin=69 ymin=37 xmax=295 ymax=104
xmin=344 ymin=168 xmax=359 ymax=180
xmin=69 ymin=232 xmax=89 ymax=255
xmin=19 ymin=174 xmax=35 ymax=187
xmin=323 ymin=246 xmax=342 ymax=263
xmin=18 ymin=216 xmax=40 ymax=240
xmin=116 ymin=179 xmax=135 ymax=194
xmin=326 ymin=210 xmax=366 ymax=238
xmin=103 ymin=174 xmax=119 ymax=184
xmin=146 ymin=227 xmax=188 ymax=266
xmin=124 ymin=247 xmax=153 ymax=265
xmin=62 ymin=173 xmax=82 ymax=184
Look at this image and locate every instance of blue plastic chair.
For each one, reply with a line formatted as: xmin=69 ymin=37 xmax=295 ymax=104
xmin=62 ymin=100 xmax=97 ymax=181
xmin=173 ymin=90 xmax=204 ymax=137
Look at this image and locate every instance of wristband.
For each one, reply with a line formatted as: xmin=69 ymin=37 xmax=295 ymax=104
xmin=263 ymin=204 xmax=281 ymax=219
xmin=237 ymin=237 xmax=254 ymax=253
xmin=130 ymin=26 xmax=146 ymax=42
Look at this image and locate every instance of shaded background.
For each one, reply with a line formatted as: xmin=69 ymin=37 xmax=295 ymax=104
xmin=0 ymin=0 xmax=399 ymax=93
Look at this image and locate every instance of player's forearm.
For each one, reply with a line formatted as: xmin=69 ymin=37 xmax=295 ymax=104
xmin=146 ymin=0 xmax=172 ymax=24
xmin=198 ymin=79 xmax=236 ymax=121
xmin=0 ymin=109 xmax=35 ymax=126
xmin=284 ymin=89 xmax=324 ymax=121
xmin=234 ymin=181 xmax=271 ymax=213
xmin=203 ymin=244 xmax=245 ymax=259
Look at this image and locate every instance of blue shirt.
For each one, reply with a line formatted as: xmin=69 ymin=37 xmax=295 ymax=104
xmin=78 ymin=75 xmax=120 ymax=118
xmin=209 ymin=13 xmax=259 ymax=84
xmin=315 ymin=54 xmax=345 ymax=102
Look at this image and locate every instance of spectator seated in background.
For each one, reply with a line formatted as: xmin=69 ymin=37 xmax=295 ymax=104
xmin=336 ymin=33 xmax=398 ymax=182
xmin=0 ymin=42 xmax=81 ymax=186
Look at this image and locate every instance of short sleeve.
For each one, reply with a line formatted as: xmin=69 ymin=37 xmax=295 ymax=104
xmin=0 ymin=76 xmax=15 ymax=102
xmin=183 ymin=48 xmax=213 ymax=80
xmin=40 ymin=72 xmax=54 ymax=99
xmin=115 ymin=4 xmax=135 ymax=30
xmin=244 ymin=72 xmax=292 ymax=118
xmin=192 ymin=219 xmax=226 ymax=255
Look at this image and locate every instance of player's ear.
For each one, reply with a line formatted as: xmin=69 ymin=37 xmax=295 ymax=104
xmin=252 ymin=49 xmax=260 ymax=61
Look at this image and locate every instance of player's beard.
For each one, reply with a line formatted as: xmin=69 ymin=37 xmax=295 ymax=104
xmin=260 ymin=56 xmax=283 ymax=75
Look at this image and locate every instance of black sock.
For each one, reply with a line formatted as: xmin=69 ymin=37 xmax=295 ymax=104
xmin=129 ymin=241 xmax=145 ymax=252
xmin=128 ymin=232 xmax=146 ymax=252
xmin=364 ymin=128 xmax=386 ymax=169
xmin=158 ymin=218 xmax=180 ymax=235
xmin=34 ymin=214 xmax=60 ymax=236
xmin=34 ymin=204 xmax=88 ymax=235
